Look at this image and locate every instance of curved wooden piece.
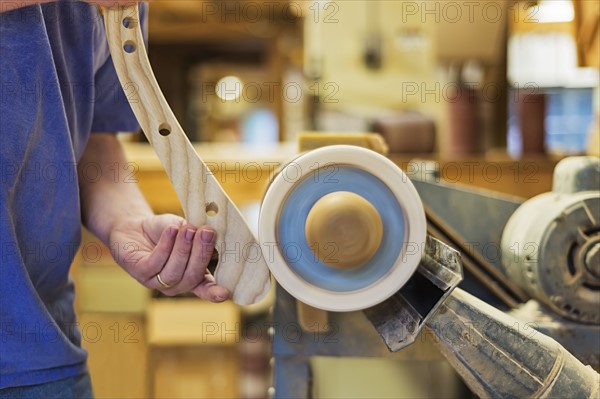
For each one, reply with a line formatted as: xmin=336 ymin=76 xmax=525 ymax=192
xmin=103 ymin=4 xmax=270 ymax=305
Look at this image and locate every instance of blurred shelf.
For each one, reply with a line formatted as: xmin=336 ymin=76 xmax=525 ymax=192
xmin=147 ymin=299 xmax=241 ymax=346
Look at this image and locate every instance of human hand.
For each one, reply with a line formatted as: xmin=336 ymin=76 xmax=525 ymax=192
xmin=109 ymin=213 xmax=231 ymax=302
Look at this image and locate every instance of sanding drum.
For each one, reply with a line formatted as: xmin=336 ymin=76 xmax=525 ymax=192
xmin=259 ymin=145 xmax=427 ymax=311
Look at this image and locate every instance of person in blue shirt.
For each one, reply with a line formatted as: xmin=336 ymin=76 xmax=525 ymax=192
xmin=0 ymin=1 xmax=230 ymax=397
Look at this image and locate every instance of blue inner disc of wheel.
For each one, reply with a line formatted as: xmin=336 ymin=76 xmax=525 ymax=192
xmin=276 ymin=166 xmax=405 ymax=292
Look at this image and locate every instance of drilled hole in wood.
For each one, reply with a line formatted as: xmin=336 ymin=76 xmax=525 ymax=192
xmin=122 ymin=17 xmax=138 ymax=29
xmin=206 ymin=202 xmax=219 ymax=217
xmin=158 ymin=123 xmax=171 ymax=136
xmin=123 ymin=40 xmax=136 ymax=53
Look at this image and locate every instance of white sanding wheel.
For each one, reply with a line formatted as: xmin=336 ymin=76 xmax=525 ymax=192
xmin=259 ymin=145 xmax=426 ymax=311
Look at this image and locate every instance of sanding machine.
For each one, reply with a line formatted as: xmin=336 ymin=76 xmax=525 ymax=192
xmin=101 ymin=5 xmax=600 ymax=398
xmin=260 ymin=146 xmax=599 ymax=398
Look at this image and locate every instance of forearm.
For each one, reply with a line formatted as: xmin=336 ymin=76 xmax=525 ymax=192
xmin=77 ymin=134 xmax=227 ymax=301
xmin=78 ymin=133 xmax=153 ymax=245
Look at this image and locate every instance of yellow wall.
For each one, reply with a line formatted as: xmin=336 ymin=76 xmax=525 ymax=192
xmin=307 ymin=0 xmax=442 ymax=124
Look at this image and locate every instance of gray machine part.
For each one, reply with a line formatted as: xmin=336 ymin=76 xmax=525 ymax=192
xmin=364 ymin=236 xmax=463 ymax=352
xmin=510 ymin=300 xmax=600 ymax=372
xmin=365 ymin=231 xmax=600 ymax=398
xmin=410 ymin=172 xmax=527 ymax=308
xmin=501 ymin=157 xmax=600 ymax=323
xmin=427 ymin=288 xmax=600 ymax=399
xmin=271 ymin=286 xmax=468 ymax=399
xmin=552 ymin=156 xmax=600 ymax=194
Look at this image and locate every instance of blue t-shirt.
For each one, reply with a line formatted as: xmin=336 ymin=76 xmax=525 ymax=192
xmin=0 ymin=2 xmax=145 ymax=388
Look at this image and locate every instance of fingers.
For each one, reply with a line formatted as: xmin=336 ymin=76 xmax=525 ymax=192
xmin=146 ymin=224 xmax=230 ymax=302
xmin=136 ymin=225 xmax=178 ymax=281
xmin=166 ymin=227 xmax=216 ymax=293
xmin=150 ymin=225 xmax=198 ymax=290
xmin=192 ymin=273 xmax=231 ymax=303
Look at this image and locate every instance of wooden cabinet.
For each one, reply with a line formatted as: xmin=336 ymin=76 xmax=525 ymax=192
xmin=80 ymin=313 xmax=148 ymax=399
xmin=147 ymin=300 xmax=241 ymax=398
xmin=152 ymin=347 xmax=239 ymax=399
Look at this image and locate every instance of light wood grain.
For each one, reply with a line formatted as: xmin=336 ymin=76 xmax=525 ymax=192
xmin=298 ymin=132 xmax=389 ymax=155
xmin=103 ymin=5 xmax=270 ymax=305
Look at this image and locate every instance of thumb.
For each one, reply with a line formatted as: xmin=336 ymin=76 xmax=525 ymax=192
xmin=142 ymin=214 xmax=186 ymax=245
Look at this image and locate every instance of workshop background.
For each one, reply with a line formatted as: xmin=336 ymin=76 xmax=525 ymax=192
xmin=71 ymin=1 xmax=599 ymax=398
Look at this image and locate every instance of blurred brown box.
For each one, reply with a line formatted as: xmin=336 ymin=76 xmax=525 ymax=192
xmin=372 ymin=111 xmax=436 ymax=154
